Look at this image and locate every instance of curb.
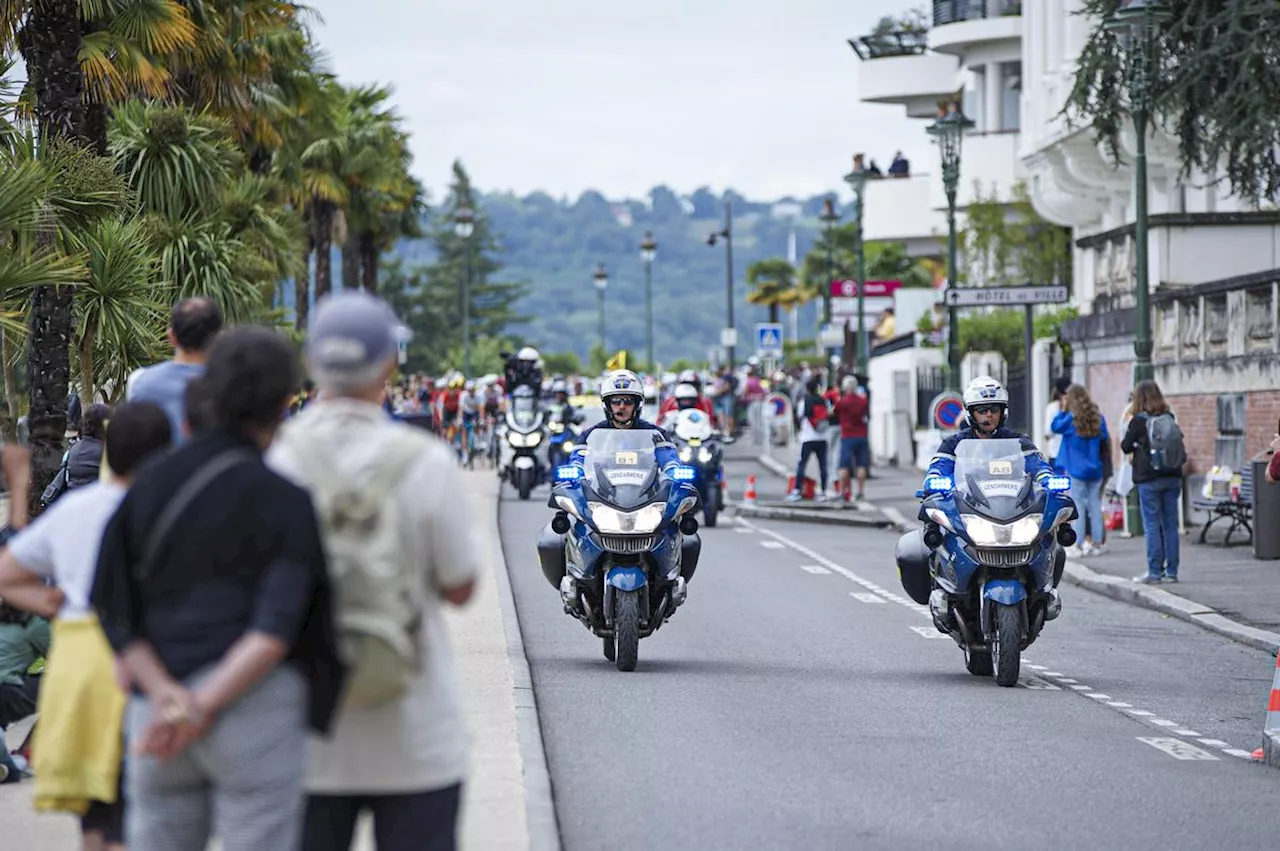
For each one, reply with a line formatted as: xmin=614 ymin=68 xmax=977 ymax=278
xmin=732 ymin=503 xmax=895 ymax=529
xmin=1060 ymin=560 xmax=1280 ymax=656
xmin=493 ymin=498 xmax=562 ymax=851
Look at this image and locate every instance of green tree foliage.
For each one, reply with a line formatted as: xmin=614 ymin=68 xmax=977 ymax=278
xmin=746 ymin=258 xmax=798 ymax=324
xmin=960 ymin=181 xmax=1070 ymax=289
xmin=1065 ymin=0 xmax=1280 ymax=202
xmin=956 ymin=306 xmax=1079 ymax=364
xmin=542 ymin=351 xmax=583 ymax=375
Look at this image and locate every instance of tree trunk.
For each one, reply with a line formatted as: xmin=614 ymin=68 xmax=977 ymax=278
xmin=0 ymin=331 xmax=19 ymax=444
xmin=20 ymin=0 xmax=89 ymax=519
xmin=295 ymin=237 xmax=313 ymax=331
xmin=84 ymin=101 xmax=108 ymax=156
xmin=360 ymin=231 xmax=378 ymax=293
xmin=341 ymin=231 xmax=360 ymax=291
xmin=769 ymin=304 xmax=779 ymax=324
xmin=78 ymin=327 xmax=96 ymax=408
xmin=313 ymin=201 xmax=334 ymax=299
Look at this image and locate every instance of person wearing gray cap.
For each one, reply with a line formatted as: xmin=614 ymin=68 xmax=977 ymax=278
xmin=269 ymin=291 xmax=481 ymax=851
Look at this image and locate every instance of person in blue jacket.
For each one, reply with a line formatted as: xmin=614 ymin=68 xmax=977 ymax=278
xmin=924 ymin=376 xmax=1052 ymax=486
xmin=1051 ymin=383 xmax=1110 ymax=556
xmin=572 ymin=369 xmax=681 ymax=472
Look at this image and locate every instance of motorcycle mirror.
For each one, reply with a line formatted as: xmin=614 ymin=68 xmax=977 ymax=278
xmin=551 ymin=512 xmax=571 ymax=534
xmin=679 ymin=515 xmax=699 ymax=535
xmin=1056 ymin=526 xmax=1077 ymax=547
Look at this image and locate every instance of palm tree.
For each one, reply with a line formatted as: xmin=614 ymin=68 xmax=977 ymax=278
xmin=746 ymin=258 xmax=798 ymax=324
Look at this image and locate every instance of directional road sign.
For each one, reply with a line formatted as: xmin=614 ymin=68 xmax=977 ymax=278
xmin=756 ymin=323 xmax=784 ymax=357
xmin=944 ymin=285 xmax=1069 ymax=307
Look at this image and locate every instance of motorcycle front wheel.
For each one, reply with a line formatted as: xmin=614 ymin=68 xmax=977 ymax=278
xmin=613 ymin=590 xmax=641 ymax=672
xmin=992 ymin=603 xmax=1022 ymax=687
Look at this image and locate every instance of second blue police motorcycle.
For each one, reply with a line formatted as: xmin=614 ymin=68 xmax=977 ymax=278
xmin=896 ymin=438 xmax=1077 ymax=686
xmin=535 ymin=428 xmax=702 ymax=671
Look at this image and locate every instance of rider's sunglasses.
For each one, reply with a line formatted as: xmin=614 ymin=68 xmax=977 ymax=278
xmin=970 ymin=404 xmax=1001 ymax=416
xmin=608 ymin=397 xmax=637 ymax=408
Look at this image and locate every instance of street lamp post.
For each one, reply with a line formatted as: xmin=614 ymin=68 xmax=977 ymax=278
xmin=593 ymin=262 xmax=609 ymax=357
xmin=819 ymin=197 xmax=840 ymax=361
xmin=640 ymin=231 xmax=657 ymax=372
xmin=927 ymin=103 xmax=975 ymax=391
xmin=454 ymin=206 xmax=476 ymax=377
xmin=706 ymin=201 xmax=736 ymax=370
xmin=843 ymin=157 xmax=870 ymax=374
xmin=1105 ymin=0 xmax=1170 ymax=384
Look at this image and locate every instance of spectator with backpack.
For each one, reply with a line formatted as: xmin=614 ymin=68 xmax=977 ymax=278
xmin=1120 ymin=379 xmax=1187 ymax=583
xmin=269 ymin=291 xmax=480 ymax=851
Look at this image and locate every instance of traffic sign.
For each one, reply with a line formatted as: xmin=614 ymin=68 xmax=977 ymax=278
xmin=929 ymin=392 xmax=966 ymax=431
xmin=755 ymin=323 xmax=783 ymax=357
xmin=944 ymin=285 xmax=1068 ymax=307
xmin=720 ymin=327 xmax=738 ymax=348
xmin=830 ymin=279 xmax=902 ymax=298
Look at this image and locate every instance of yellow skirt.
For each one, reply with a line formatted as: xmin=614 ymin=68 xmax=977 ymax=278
xmin=31 ymin=614 xmax=126 ymax=815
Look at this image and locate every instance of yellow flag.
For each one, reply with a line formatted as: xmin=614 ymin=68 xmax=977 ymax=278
xmin=606 ymin=350 xmax=627 ymax=371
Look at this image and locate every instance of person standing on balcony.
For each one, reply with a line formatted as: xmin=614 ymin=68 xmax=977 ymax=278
xmin=888 ymin=151 xmax=909 ymax=177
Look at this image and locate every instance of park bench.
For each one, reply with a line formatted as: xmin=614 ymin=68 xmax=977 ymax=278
xmin=1191 ymin=466 xmax=1252 ymax=546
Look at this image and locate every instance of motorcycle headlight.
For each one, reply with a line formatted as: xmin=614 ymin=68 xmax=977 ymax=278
xmin=960 ymin=514 xmax=1043 ymax=547
xmin=588 ymin=501 xmax=665 ymax=534
xmin=675 ymin=495 xmax=698 ymax=517
xmin=554 ymin=495 xmax=583 ymax=520
xmin=678 ymin=446 xmax=693 ymax=462
xmin=924 ymin=507 xmax=955 ymax=533
xmin=564 ymin=441 xmax=576 ymax=453
xmin=508 ymin=431 xmax=542 ymax=448
xmin=697 ymin=448 xmax=713 ymax=463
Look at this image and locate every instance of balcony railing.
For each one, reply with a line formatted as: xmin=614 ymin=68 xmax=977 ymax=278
xmin=932 ymin=0 xmax=1021 ymax=27
xmin=848 ymin=30 xmax=930 ymax=61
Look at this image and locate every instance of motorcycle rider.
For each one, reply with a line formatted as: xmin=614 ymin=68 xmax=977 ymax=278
xmin=572 ymin=369 xmax=681 ymax=473
xmin=503 ymin=346 xmax=543 ymax=394
xmin=922 ymin=375 xmax=1061 ymax=620
xmin=924 ymin=375 xmax=1052 ymax=485
xmin=657 ymin=380 xmax=715 ymax=422
xmin=550 ymin=379 xmax=576 ymax=423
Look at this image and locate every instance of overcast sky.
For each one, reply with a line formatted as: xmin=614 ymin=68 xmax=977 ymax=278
xmin=306 ymin=0 xmax=932 ymax=202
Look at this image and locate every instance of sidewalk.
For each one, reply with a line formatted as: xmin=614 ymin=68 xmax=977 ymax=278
xmin=0 ymin=470 xmax=556 ymax=851
xmin=737 ymin=441 xmax=1280 ymax=656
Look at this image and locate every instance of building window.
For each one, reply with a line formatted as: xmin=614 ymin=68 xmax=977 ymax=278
xmin=1001 ymin=61 xmax=1022 ymax=132
xmin=964 ymin=66 xmax=984 ymax=131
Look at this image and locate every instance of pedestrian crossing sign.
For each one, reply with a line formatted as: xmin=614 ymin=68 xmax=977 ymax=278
xmin=756 ymin=323 xmax=784 ymax=357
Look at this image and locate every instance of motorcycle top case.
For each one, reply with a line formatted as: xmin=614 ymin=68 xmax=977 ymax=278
xmin=895 ymin=528 xmax=933 ymax=605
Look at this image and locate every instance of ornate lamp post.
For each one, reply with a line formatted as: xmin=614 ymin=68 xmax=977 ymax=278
xmin=819 ymin=197 xmax=841 ymax=361
xmin=593 ymin=262 xmax=609 ymax=356
xmin=706 ymin=200 xmax=736 ymax=370
xmin=1105 ymin=0 xmax=1170 ymax=384
xmin=843 ymin=156 xmax=870 ymax=374
xmin=454 ymin=206 xmax=476 ymax=377
xmin=640 ymin=231 xmax=658 ymax=371
xmin=927 ymin=102 xmax=974 ymax=391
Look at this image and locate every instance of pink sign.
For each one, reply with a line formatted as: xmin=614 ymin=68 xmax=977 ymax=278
xmin=830 ymin=279 xmax=902 ymax=298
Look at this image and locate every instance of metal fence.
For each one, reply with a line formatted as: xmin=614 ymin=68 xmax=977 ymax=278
xmin=916 ymin=366 xmax=948 ymax=429
xmin=932 ymin=0 xmax=1021 ymax=27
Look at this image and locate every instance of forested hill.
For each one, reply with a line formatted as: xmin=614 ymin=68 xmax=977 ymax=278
xmin=393 ymin=187 xmax=844 ymax=365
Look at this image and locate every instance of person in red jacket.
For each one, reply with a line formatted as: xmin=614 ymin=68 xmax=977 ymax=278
xmin=832 ymin=376 xmax=870 ymax=502
xmin=658 ymin=382 xmax=715 ymax=421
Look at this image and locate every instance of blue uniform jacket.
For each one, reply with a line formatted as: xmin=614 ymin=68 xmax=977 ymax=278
xmin=925 ymin=426 xmax=1051 ymax=484
xmin=572 ymin=419 xmax=680 ymax=471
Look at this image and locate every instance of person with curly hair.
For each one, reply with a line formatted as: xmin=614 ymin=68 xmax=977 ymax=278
xmin=1052 ymin=384 xmax=1112 ymax=556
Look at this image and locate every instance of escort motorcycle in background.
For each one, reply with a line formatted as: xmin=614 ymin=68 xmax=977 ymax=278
xmin=667 ymin=409 xmax=725 ymax=527
xmin=895 ymin=439 xmax=1077 ymax=686
xmin=535 ymin=429 xmax=702 ymax=672
xmin=501 ymin=387 xmax=546 ymax=500
xmin=546 ymin=408 xmax=583 ymax=470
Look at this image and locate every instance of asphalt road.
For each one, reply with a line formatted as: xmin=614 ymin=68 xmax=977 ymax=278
xmin=499 ymin=445 xmax=1279 ymax=851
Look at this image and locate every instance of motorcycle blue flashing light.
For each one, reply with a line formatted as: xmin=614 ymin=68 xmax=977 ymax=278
xmin=670 ymin=465 xmax=697 ymax=482
xmin=1046 ymin=476 xmax=1071 ymax=492
xmin=925 ymin=475 xmax=954 ymax=493
xmin=555 ymin=465 xmax=582 ymax=482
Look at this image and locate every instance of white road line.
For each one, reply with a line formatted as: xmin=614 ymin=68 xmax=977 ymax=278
xmin=909 ymin=626 xmax=950 ymax=639
xmin=799 ymin=564 xmax=831 ymax=575
xmin=1197 ymin=738 xmax=1231 ymax=748
xmin=759 ymin=540 xmax=785 ymax=549
xmin=1137 ymin=738 xmax=1220 ymax=761
xmin=1172 ymin=729 xmax=1201 ymax=737
xmin=1055 ymin=678 xmax=1080 ymax=684
xmin=850 ymin=592 xmax=886 ymax=604
xmin=1151 ymin=719 xmax=1180 ymax=727
xmin=1069 ymin=684 xmax=1092 ymax=691
xmin=1086 ymin=694 xmax=1111 ymax=700
xmin=733 ymin=527 xmax=754 ymax=534
xmin=1026 ymin=664 xmax=1047 ymax=671
xmin=1042 ymin=672 xmax=1064 ymax=677
xmin=1224 ymin=749 xmax=1255 ymax=759
xmin=1127 ymin=710 xmax=1156 ymax=717
xmin=1019 ymin=678 xmax=1062 ymax=691
xmin=1107 ymin=702 xmax=1133 ymax=708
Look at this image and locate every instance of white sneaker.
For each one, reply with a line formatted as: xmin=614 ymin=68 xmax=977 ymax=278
xmin=814 ymin=492 xmax=829 ymax=503
xmin=1090 ymin=543 xmax=1108 ymax=556
xmin=1064 ymin=545 xmax=1085 ymax=559
xmin=784 ymin=492 xmax=803 ymax=502
xmin=1081 ymin=541 xmax=1095 ymax=557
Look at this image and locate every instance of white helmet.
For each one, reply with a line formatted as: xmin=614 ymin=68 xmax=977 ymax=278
xmin=674 ymin=383 xmax=698 ymax=400
xmin=678 ymin=369 xmax=697 ymax=384
xmin=963 ymin=375 xmax=1008 ymax=433
xmin=517 ymin=346 xmax=540 ymax=362
xmin=601 ymin=369 xmax=644 ymax=426
xmin=551 ymin=379 xmax=568 ymax=394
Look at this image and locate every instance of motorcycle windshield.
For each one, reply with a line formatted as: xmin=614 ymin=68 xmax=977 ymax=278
xmin=671 ymin=409 xmax=714 ymax=442
xmin=582 ymin=429 xmax=667 ymax=509
xmin=953 ymin=438 xmax=1037 ymax=518
xmin=508 ymin=397 xmax=540 ymax=431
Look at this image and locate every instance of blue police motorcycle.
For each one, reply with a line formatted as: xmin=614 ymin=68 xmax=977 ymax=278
xmin=896 ymin=439 xmax=1077 ymax=686
xmin=535 ymin=429 xmax=702 ymax=671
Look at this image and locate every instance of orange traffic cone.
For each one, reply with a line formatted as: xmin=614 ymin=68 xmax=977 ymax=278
xmin=1254 ymin=653 xmax=1280 ymax=765
xmin=743 ymin=475 xmax=757 ymax=506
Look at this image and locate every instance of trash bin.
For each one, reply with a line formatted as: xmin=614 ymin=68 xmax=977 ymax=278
xmin=1252 ymin=458 xmax=1280 ymax=560
xmin=1125 ymin=488 xmax=1144 ymax=537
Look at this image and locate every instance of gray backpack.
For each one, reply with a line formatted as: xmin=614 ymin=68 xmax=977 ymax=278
xmin=287 ymin=427 xmax=427 ymax=709
xmin=1144 ymin=412 xmax=1186 ymax=474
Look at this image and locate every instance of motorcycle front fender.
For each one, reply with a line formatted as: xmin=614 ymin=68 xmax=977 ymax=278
xmin=605 ymin=565 xmax=648 ymax=592
xmin=982 ymin=578 xmax=1027 ymax=605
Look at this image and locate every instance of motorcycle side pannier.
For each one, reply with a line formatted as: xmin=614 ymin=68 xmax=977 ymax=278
xmin=680 ymin=533 xmax=701 ymax=582
xmin=895 ymin=528 xmax=933 ymax=605
xmin=536 ymin=523 xmax=567 ymax=588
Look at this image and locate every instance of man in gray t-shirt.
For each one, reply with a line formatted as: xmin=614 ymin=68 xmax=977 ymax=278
xmin=128 ymin=297 xmax=223 ymax=442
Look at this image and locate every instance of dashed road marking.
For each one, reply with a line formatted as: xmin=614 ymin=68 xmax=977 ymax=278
xmin=1127 ymin=710 xmax=1156 ymax=717
xmin=1019 ymin=678 xmax=1062 ymax=690
xmin=1197 ymin=738 xmax=1231 ymax=748
xmin=1173 ymin=729 xmax=1201 ymax=737
xmin=760 ymin=540 xmax=784 ymax=549
xmin=799 ymin=564 xmax=831 ymax=575
xmin=733 ymin=527 xmax=754 ymax=534
xmin=1151 ymin=719 xmax=1179 ymax=727
xmin=1138 ymin=738 xmax=1220 ymax=761
xmin=1069 ymin=684 xmax=1091 ymax=691
xmin=850 ymin=592 xmax=886 ymax=604
xmin=909 ymin=626 xmax=950 ymax=639
xmin=1224 ymin=749 xmax=1255 ymax=759
xmin=1107 ymin=702 xmax=1133 ymax=708
xmin=1086 ymin=694 xmax=1111 ymax=700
